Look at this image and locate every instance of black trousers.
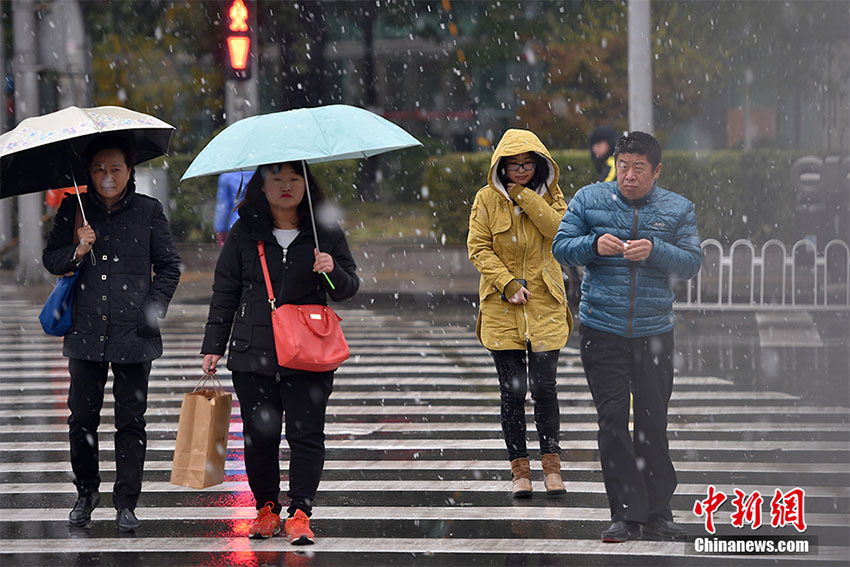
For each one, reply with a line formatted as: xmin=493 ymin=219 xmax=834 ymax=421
xmin=491 ymin=347 xmax=561 ymax=461
xmin=579 ymin=324 xmax=676 ymax=523
xmin=231 ymin=370 xmax=334 ymax=517
xmin=67 ymin=358 xmax=151 ymax=510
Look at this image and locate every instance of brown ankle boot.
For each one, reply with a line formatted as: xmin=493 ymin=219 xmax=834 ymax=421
xmin=541 ymin=453 xmax=566 ymax=496
xmin=510 ymin=458 xmax=532 ymax=498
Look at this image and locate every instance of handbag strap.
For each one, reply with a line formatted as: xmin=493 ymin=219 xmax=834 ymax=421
xmin=194 ymin=372 xmax=225 ymax=394
xmin=299 ymin=306 xmax=336 ymax=337
xmin=257 ymin=240 xmax=278 ymax=311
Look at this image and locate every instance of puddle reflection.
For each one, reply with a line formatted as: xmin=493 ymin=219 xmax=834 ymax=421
xmin=674 ymin=313 xmax=849 ymax=408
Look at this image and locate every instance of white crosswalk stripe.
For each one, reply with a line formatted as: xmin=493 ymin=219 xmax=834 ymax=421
xmin=0 ymin=300 xmax=847 ymax=565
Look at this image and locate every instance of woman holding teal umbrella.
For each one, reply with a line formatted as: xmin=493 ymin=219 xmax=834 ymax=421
xmin=201 ymin=161 xmax=358 ymax=544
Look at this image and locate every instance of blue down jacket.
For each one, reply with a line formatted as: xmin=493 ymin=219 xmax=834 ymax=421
xmin=552 ymin=181 xmax=702 ymax=337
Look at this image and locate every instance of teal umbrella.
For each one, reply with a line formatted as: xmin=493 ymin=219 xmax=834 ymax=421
xmin=181 ymin=104 xmax=422 ymax=288
xmin=181 ymin=104 xmax=421 ymax=180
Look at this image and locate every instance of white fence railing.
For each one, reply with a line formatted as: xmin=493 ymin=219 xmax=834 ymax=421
xmin=676 ymin=238 xmax=850 ymax=311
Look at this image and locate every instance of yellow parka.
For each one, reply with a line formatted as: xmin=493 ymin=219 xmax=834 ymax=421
xmin=468 ymin=129 xmax=573 ymax=352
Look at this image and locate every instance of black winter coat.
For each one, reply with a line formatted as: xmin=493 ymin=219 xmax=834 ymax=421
xmin=201 ymin=204 xmax=359 ymax=376
xmin=42 ymin=186 xmax=181 ymax=363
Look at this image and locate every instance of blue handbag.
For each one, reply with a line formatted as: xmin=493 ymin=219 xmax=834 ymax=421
xmin=39 ymin=270 xmax=81 ymax=336
xmin=40 ymin=193 xmax=86 ymax=336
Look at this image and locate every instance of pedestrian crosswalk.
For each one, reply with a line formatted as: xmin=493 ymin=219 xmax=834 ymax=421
xmin=0 ymin=299 xmax=848 ymax=565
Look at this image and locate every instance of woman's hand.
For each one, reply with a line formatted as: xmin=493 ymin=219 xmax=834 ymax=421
xmin=75 ymin=224 xmax=96 ymax=259
xmin=202 ymin=354 xmax=222 ymax=375
xmin=507 ymin=286 xmax=531 ymax=305
xmin=313 ymin=249 xmax=335 ymax=273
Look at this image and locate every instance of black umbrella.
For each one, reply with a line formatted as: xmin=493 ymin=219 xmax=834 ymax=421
xmin=0 ymin=105 xmax=174 ymax=201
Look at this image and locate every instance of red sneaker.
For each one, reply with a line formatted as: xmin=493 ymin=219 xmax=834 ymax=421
xmin=248 ymin=502 xmax=281 ymax=539
xmin=284 ymin=509 xmax=315 ymax=545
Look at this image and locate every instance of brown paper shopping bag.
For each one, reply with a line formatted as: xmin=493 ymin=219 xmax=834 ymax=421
xmin=170 ymin=375 xmax=233 ymax=489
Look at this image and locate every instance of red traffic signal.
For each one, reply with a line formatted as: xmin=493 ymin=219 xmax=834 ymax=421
xmin=227 ymin=36 xmax=250 ymax=71
xmin=225 ymin=0 xmax=252 ymax=79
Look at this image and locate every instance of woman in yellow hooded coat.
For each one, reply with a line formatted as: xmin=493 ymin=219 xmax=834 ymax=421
xmin=468 ymin=129 xmax=573 ymax=498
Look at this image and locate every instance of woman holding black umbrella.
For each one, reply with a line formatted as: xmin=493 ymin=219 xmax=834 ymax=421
xmin=42 ymin=134 xmax=181 ymax=532
xmin=201 ymin=161 xmax=358 ymax=544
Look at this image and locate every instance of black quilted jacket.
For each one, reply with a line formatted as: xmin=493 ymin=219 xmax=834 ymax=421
xmin=42 ymin=186 xmax=181 ymax=362
xmin=200 ymin=203 xmax=359 ymax=375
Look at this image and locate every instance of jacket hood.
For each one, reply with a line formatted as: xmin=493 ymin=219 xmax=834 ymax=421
xmin=488 ymin=129 xmax=559 ymax=200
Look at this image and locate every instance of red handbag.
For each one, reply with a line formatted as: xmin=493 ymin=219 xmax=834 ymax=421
xmin=257 ymin=241 xmax=349 ymax=372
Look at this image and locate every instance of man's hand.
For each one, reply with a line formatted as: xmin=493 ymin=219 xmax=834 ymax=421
xmin=596 ymin=233 xmax=625 ymax=256
xmin=624 ymin=238 xmax=653 ymax=261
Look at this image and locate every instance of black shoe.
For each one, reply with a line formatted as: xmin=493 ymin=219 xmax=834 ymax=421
xmin=642 ymin=517 xmax=687 ymax=541
xmin=68 ymin=492 xmax=100 ymax=527
xmin=601 ymin=520 xmax=641 ymax=543
xmin=116 ymin=508 xmax=141 ymax=532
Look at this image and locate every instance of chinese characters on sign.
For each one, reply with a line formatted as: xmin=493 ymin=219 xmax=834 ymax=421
xmin=694 ymin=486 xmax=807 ymax=534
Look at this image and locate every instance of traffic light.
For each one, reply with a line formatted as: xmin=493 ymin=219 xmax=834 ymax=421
xmin=224 ymin=0 xmax=253 ymax=80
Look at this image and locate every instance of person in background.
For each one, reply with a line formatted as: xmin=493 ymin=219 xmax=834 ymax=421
xmin=214 ymin=171 xmax=250 ymax=246
xmin=201 ymin=161 xmax=358 ymax=544
xmin=42 ymin=135 xmax=181 ymax=533
xmin=565 ymin=126 xmax=620 ymax=306
xmin=46 ymin=186 xmax=86 ymax=213
xmin=552 ymin=131 xmax=702 ymax=543
xmin=589 ymin=126 xmax=619 ymax=182
xmin=467 ymin=129 xmax=573 ymax=500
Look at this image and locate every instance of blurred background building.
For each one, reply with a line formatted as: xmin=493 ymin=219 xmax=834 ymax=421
xmin=1 ymin=0 xmax=848 ymax=280
xmin=5 ymin=1 xmax=847 ymax=154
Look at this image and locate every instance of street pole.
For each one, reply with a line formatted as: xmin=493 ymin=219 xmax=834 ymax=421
xmin=54 ymin=0 xmax=91 ymax=108
xmin=224 ymin=1 xmax=258 ymax=125
xmin=224 ymin=79 xmax=258 ymax=126
xmin=12 ymin=0 xmax=45 ymax=283
xmin=744 ymin=67 xmax=754 ymax=150
xmin=0 ymin=9 xmax=11 ymax=257
xmin=627 ymin=0 xmax=653 ymax=135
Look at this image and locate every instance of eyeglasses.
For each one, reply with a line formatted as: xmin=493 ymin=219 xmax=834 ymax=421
xmin=505 ymin=162 xmax=536 ymax=172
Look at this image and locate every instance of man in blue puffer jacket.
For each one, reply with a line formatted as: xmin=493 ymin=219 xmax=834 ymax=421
xmin=553 ymin=132 xmax=702 ymax=543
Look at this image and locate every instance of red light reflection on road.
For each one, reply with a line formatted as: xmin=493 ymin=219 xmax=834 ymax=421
xmin=214 ymin=551 xmax=315 ymax=567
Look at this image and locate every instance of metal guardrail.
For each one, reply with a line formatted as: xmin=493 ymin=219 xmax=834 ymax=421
xmin=677 ymin=238 xmax=850 ymax=311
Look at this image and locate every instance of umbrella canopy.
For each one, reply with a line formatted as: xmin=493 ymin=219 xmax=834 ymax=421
xmin=0 ymin=105 xmax=174 ymax=199
xmin=180 ymin=104 xmax=421 ymax=181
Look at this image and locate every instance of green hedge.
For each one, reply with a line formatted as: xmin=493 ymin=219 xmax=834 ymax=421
xmin=423 ymin=149 xmax=811 ymax=245
xmin=147 ymin=148 xmax=814 ymax=245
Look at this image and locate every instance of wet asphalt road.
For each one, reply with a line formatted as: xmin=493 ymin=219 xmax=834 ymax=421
xmin=0 ymin=294 xmax=847 ymax=566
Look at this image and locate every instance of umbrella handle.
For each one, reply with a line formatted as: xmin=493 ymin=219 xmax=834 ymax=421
xmin=301 ymin=160 xmax=335 ymax=290
xmin=71 ymin=171 xmax=96 ymax=266
xmin=71 ymin=175 xmax=89 ymax=226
